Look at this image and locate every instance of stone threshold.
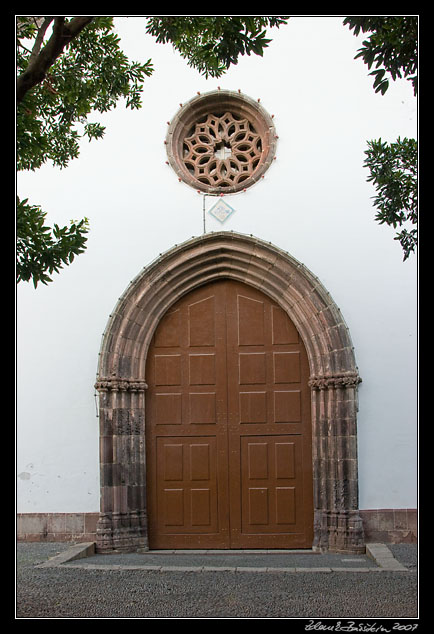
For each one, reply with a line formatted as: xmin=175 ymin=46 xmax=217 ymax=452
xmin=36 ymin=542 xmax=412 ymax=573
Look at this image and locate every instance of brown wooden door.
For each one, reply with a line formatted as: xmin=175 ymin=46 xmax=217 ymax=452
xmin=145 ymin=280 xmax=313 ymax=549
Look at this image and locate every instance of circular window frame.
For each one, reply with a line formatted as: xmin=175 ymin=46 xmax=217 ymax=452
xmin=165 ymin=90 xmax=277 ymax=195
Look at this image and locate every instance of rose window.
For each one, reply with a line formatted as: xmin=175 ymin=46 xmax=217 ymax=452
xmin=165 ymin=90 xmax=277 ymax=195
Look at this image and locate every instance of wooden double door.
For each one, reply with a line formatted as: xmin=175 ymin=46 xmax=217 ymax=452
xmin=145 ymin=280 xmax=313 ymax=549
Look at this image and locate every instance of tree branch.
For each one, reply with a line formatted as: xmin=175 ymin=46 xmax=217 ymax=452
xmin=29 ymin=17 xmax=54 ymax=64
xmin=16 ymin=16 xmax=94 ymax=104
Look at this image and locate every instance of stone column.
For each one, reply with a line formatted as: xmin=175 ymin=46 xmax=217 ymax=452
xmin=309 ymin=372 xmax=365 ymax=553
xmin=94 ymin=376 xmax=148 ymax=552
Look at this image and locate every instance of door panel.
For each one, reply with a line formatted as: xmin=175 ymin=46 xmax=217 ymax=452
xmin=146 ymin=280 xmax=313 ymax=549
xmin=239 ymin=435 xmax=305 ymax=534
xmin=156 ymin=436 xmax=219 ymax=532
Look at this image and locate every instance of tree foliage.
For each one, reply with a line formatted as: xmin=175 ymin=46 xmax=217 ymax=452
xmin=16 ymin=16 xmax=153 ymax=287
xmin=17 ymin=198 xmax=89 ymax=286
xmin=17 ymin=17 xmax=152 ymax=172
xmin=16 ymin=16 xmax=288 ymax=287
xmin=343 ymin=16 xmax=417 ymax=96
xmin=145 ymin=17 xmax=288 ymax=78
xmin=364 ymin=137 xmax=417 ymax=260
xmin=344 ymin=16 xmax=418 ymax=260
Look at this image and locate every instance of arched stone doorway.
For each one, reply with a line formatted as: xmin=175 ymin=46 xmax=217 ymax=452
xmin=95 ymin=232 xmax=364 ymax=553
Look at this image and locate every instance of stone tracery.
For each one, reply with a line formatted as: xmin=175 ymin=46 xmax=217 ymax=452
xmin=183 ymin=111 xmax=263 ymax=189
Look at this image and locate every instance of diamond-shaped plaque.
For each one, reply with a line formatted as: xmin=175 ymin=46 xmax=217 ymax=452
xmin=208 ymin=199 xmax=236 ymax=223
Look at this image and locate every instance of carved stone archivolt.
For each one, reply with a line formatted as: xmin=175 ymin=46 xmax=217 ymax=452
xmin=95 ymin=232 xmax=364 ymax=553
xmin=166 ymin=90 xmax=277 ymax=194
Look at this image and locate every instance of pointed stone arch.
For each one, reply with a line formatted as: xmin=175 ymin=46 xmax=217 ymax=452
xmin=95 ymin=232 xmax=364 ymax=553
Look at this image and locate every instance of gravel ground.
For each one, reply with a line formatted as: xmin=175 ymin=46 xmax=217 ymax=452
xmin=15 ymin=543 xmax=419 ymax=620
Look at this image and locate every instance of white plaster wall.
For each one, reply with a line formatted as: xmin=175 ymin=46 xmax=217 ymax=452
xmin=16 ymin=16 xmax=417 ymax=513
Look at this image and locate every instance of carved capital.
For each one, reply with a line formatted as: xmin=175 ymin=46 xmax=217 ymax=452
xmin=309 ymin=373 xmax=362 ymax=390
xmin=95 ymin=376 xmax=148 ymax=393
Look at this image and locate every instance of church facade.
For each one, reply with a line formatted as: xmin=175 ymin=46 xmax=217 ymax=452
xmin=17 ymin=17 xmax=417 ymax=551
